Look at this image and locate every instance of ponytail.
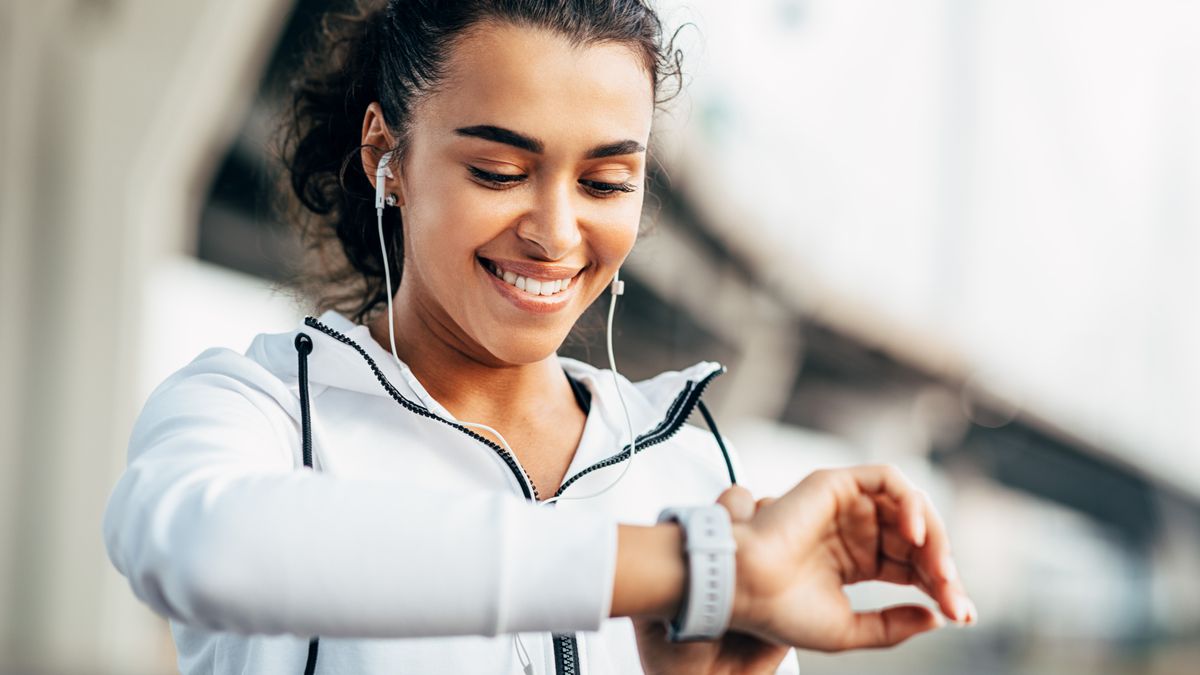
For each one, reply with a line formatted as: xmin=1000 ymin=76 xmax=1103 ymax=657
xmin=278 ymin=0 xmax=399 ymax=324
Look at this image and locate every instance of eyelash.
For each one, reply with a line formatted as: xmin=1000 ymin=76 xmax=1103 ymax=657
xmin=467 ymin=166 xmax=637 ymax=197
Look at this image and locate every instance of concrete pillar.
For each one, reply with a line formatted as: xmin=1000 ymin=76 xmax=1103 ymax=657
xmin=0 ymin=1 xmax=291 ymax=672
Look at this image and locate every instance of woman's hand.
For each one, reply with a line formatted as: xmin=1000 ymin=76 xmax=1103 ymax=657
xmin=632 ymin=487 xmax=790 ymax=675
xmin=731 ymin=465 xmax=976 ymax=652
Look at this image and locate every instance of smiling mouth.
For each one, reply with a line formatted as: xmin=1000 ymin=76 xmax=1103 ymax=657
xmin=477 ymin=257 xmax=580 ymax=297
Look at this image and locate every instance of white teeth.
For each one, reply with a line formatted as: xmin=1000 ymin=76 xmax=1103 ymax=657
xmin=484 ymin=259 xmax=575 ymax=297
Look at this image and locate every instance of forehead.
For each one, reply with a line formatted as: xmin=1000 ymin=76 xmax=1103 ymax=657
xmin=416 ymin=22 xmax=655 ymax=148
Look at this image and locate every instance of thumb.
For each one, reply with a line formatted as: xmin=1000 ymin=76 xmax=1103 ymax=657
xmin=716 ymin=485 xmax=756 ymax=522
xmin=837 ymin=604 xmax=945 ymax=651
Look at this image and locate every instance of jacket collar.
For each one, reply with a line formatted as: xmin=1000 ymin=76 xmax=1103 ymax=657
xmin=253 ymin=309 xmax=724 ymax=444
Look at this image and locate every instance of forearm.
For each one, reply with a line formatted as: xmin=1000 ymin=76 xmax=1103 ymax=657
xmin=104 ymin=465 xmax=620 ymax=637
xmin=611 ymin=523 xmax=686 ymax=620
xmin=106 ymin=370 xmax=627 ymax=638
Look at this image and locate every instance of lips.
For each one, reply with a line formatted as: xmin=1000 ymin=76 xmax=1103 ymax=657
xmin=479 ymin=258 xmax=578 ymax=296
xmin=475 ymin=256 xmax=584 ymax=314
xmin=480 ymin=256 xmax=582 ymax=278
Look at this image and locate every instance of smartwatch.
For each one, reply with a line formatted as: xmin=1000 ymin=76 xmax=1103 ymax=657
xmin=657 ymin=504 xmax=737 ymax=641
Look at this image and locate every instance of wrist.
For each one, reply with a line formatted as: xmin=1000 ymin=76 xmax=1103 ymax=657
xmin=612 ymin=523 xmax=686 ymax=620
xmin=728 ymin=521 xmax=759 ymax=634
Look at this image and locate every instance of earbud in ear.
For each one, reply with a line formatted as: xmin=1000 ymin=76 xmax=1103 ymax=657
xmin=375 ymin=151 xmax=395 ymax=210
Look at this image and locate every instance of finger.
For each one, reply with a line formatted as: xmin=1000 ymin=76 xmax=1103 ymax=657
xmin=846 ymin=465 xmax=926 ymax=548
xmin=880 ymin=528 xmax=914 ymax=565
xmin=755 ymin=496 xmax=778 ymax=513
xmin=902 ymin=489 xmax=927 ymax=548
xmin=907 ymin=491 xmax=976 ymax=623
xmin=912 ymin=490 xmax=953 ymax=580
xmin=875 ymin=558 xmax=920 ymax=588
xmin=874 ymin=559 xmax=952 ymax=615
xmin=916 ymin=564 xmax=976 ymax=625
xmin=716 ymin=485 xmax=756 ymax=522
xmin=876 ymin=493 xmax=948 ymax=578
xmin=836 ymin=604 xmax=945 ymax=651
xmin=872 ymin=494 xmax=917 ymax=563
xmin=874 ymin=563 xmax=981 ymax=630
xmin=837 ymin=494 xmax=880 ymax=578
xmin=853 ymin=470 xmax=976 ymax=624
xmin=874 ymin=495 xmax=922 ymax=564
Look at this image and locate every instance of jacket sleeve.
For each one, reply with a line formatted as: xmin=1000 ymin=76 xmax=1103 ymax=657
xmin=101 ymin=363 xmax=617 ymax=638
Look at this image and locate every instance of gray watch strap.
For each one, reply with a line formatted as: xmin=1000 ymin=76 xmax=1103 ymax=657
xmin=657 ymin=505 xmax=737 ymax=641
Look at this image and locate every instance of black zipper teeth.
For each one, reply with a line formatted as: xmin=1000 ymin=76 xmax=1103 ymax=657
xmin=302 ymin=316 xmax=538 ymax=501
xmin=552 ymin=633 xmax=579 ymax=675
xmin=552 ymin=366 xmax=724 ymax=498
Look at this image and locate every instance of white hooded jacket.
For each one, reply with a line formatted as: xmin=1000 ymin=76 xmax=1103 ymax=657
xmin=102 ymin=308 xmax=751 ymax=674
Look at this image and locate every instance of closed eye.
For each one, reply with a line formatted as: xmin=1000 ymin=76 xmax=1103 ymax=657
xmin=579 ymin=179 xmax=637 ymax=196
xmin=467 ymin=165 xmax=638 ymax=197
xmin=468 ymin=166 xmax=525 ymax=186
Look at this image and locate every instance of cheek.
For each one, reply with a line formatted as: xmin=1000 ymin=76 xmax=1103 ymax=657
xmin=403 ymin=175 xmax=504 ymax=269
xmin=586 ymin=200 xmax=642 ymax=264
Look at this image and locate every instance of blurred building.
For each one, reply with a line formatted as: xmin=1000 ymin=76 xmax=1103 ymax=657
xmin=1 ymin=0 xmax=1198 ymax=673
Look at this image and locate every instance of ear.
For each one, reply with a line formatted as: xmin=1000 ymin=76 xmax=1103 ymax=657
xmin=361 ymin=102 xmax=404 ymax=205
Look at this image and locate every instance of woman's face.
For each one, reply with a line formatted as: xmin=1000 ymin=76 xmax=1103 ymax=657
xmin=382 ymin=23 xmax=653 ymax=366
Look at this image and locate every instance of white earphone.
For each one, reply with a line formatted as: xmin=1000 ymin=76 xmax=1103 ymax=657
xmin=375 ymin=150 xmax=394 ymax=209
xmin=375 ymin=151 xmax=402 ymax=367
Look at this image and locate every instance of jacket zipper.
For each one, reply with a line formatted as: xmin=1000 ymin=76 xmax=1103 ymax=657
xmin=547 ymin=367 xmax=721 ymax=675
xmin=552 ymin=633 xmax=579 ymax=675
xmin=302 ymin=316 xmax=724 ymax=674
xmin=303 ymin=316 xmax=538 ymax=500
xmin=551 ymin=367 xmax=723 ymax=499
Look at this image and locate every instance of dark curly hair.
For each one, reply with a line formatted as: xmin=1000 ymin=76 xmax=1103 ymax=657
xmin=277 ymin=0 xmax=684 ymax=324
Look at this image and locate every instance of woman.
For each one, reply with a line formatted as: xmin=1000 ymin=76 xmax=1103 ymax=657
xmin=102 ymin=1 xmax=976 ymax=673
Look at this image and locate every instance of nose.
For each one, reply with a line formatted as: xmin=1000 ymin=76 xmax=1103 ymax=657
xmin=515 ymin=181 xmax=582 ymax=260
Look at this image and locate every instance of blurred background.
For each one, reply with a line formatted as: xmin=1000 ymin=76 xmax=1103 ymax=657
xmin=2 ymin=0 xmax=1198 ymax=673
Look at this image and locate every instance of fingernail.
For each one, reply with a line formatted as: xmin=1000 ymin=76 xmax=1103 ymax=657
xmin=966 ymin=598 xmax=978 ymax=624
xmin=940 ymin=554 xmax=957 ymax=580
xmin=952 ymin=595 xmax=968 ymax=622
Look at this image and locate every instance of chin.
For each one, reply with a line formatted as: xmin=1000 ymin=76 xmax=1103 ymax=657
xmin=480 ymin=330 xmax=571 ymax=366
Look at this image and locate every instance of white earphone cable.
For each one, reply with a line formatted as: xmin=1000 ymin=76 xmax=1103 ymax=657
xmin=539 ymin=279 xmax=635 ymax=506
xmin=376 ymin=152 xmax=401 ymax=367
xmin=375 ymin=150 xmax=637 ymax=505
xmin=376 ymin=151 xmax=638 ymax=668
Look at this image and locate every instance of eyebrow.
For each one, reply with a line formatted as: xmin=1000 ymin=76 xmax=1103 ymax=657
xmin=454 ymin=124 xmax=646 ymax=159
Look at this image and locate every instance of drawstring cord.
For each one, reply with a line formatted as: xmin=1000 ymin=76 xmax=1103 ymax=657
xmin=296 ymin=334 xmax=314 ymax=469
xmin=697 ymin=399 xmax=737 ymax=486
xmin=294 ymin=333 xmax=320 ymax=675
